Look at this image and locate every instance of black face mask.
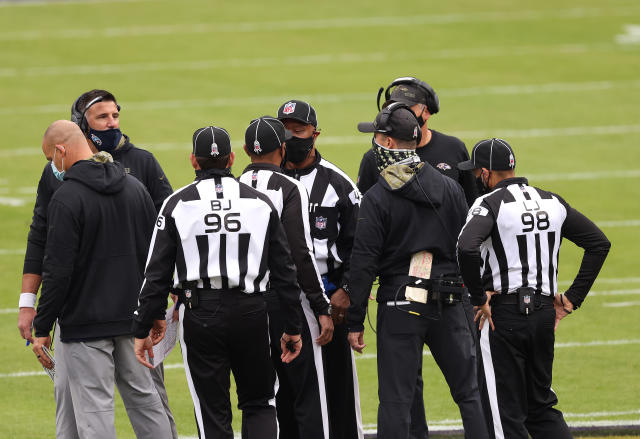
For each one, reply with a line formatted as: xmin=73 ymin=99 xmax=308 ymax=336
xmin=89 ymin=128 xmax=123 ymax=152
xmin=475 ymin=173 xmax=490 ymax=195
xmin=285 ymin=135 xmax=314 ymax=164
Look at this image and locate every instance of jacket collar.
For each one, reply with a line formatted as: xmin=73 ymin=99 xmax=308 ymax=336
xmin=283 ymin=150 xmax=322 ymax=177
xmin=494 ymin=176 xmax=528 ymax=190
xmin=194 ymin=167 xmax=233 ymax=180
xmin=243 ymin=162 xmax=281 ymax=174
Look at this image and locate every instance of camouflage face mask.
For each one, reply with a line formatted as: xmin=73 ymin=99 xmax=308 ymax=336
xmin=372 ymin=137 xmax=419 ymax=173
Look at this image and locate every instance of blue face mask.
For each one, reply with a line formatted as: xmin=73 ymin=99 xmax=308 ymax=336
xmin=51 ymin=149 xmax=65 ymax=181
xmin=88 ymin=128 xmax=122 ymax=152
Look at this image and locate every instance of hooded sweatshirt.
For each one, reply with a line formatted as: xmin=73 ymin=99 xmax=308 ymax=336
xmin=347 ymin=162 xmax=469 ymax=331
xmin=33 ymin=154 xmax=157 ymax=341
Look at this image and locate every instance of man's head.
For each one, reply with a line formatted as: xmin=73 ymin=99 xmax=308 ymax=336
xmin=42 ymin=120 xmax=94 ymax=177
xmin=71 ymin=89 xmax=122 ymax=152
xmin=243 ymin=116 xmax=291 ymax=165
xmin=457 ymin=138 xmax=516 ymax=191
xmin=382 ymin=77 xmax=440 ymax=129
xmin=358 ymin=103 xmax=421 ymax=172
xmin=277 ymin=100 xmax=320 ymax=166
xmin=190 ymin=126 xmax=234 ymax=170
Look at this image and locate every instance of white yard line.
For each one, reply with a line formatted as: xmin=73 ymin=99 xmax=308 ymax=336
xmin=603 ymin=301 xmax=640 ymax=307
xmin=2 ymin=7 xmax=639 ymax=40
xmin=0 ymin=0 xmax=146 ymax=6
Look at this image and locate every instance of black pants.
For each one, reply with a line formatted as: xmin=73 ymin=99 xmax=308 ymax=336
xmin=266 ymin=293 xmax=328 ymax=439
xmin=479 ymin=298 xmax=572 ymax=439
xmin=376 ymin=300 xmax=489 ymax=439
xmin=322 ymin=322 xmax=363 ymax=439
xmin=180 ymin=290 xmax=277 ymax=439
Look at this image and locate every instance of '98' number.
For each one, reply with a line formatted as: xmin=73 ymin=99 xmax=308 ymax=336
xmin=204 ymin=212 xmax=241 ymax=233
xmin=521 ymin=211 xmax=549 ymax=232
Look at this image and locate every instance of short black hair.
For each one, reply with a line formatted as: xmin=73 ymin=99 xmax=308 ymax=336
xmin=76 ymin=89 xmax=118 ymax=112
xmin=196 ymin=154 xmax=231 ymax=170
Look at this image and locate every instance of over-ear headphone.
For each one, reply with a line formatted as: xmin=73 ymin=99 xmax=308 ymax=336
xmin=70 ymin=94 xmax=121 ymax=134
xmin=376 ymin=76 xmax=440 ymax=115
xmin=376 ymin=102 xmax=422 ymax=145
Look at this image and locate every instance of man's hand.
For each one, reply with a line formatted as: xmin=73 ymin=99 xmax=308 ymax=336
xmin=330 ymin=288 xmax=350 ymax=325
xmin=473 ymin=291 xmax=497 ymax=331
xmin=32 ymin=336 xmax=53 ymax=369
xmin=554 ymin=293 xmax=574 ymax=331
xmin=18 ymin=307 xmax=36 ymax=343
xmin=348 ymin=331 xmax=366 ymax=353
xmin=134 ymin=336 xmax=155 ymax=369
xmin=315 ymin=315 xmax=334 ymax=346
xmin=150 ymin=319 xmax=167 ymax=345
xmin=280 ymin=333 xmax=302 ymax=363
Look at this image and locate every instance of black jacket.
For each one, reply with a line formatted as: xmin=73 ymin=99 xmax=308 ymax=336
xmin=23 ymin=135 xmax=172 ymax=276
xmin=357 ymin=129 xmax=478 ymax=206
xmin=347 ymin=162 xmax=469 ymax=331
xmin=33 ymin=157 xmax=157 ymax=341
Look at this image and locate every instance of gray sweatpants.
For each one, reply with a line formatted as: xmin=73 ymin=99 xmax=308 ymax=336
xmin=62 ymin=336 xmax=172 ymax=439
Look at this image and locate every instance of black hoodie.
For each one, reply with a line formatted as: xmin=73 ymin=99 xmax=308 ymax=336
xmin=347 ymin=162 xmax=469 ymax=331
xmin=33 ymin=156 xmax=157 ymax=341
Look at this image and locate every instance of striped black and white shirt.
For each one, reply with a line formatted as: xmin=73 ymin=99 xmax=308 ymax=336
xmin=284 ymin=151 xmax=361 ymax=291
xmin=457 ymin=177 xmax=610 ymax=307
xmin=133 ymin=168 xmax=301 ymax=337
xmin=240 ymin=163 xmax=330 ymax=314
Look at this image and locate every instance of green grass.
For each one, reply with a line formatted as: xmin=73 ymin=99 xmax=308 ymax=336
xmin=0 ymin=0 xmax=639 ymax=437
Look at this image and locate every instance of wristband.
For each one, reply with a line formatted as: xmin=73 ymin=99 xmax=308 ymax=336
xmin=19 ymin=292 xmax=37 ymax=308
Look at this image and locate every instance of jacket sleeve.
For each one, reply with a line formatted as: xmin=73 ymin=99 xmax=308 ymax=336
xmin=33 ymin=199 xmax=80 ymax=337
xmin=144 ymin=154 xmax=173 ymax=214
xmin=557 ymin=197 xmax=611 ymax=308
xmin=335 ymin=179 xmax=361 ymax=290
xmin=132 ymin=200 xmax=177 ymax=338
xmin=346 ymin=193 xmax=385 ymax=332
xmin=267 ymin=208 xmax=302 ymax=334
xmin=356 ymin=149 xmax=378 ymax=194
xmin=456 ymin=200 xmax=496 ymax=306
xmin=281 ymin=185 xmax=330 ymax=314
xmin=23 ymin=164 xmax=59 ymax=275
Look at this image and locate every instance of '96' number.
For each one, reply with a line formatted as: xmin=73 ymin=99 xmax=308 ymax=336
xmin=204 ymin=212 xmax=241 ymax=233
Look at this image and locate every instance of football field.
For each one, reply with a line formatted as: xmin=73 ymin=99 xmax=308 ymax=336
xmin=0 ymin=0 xmax=639 ymax=437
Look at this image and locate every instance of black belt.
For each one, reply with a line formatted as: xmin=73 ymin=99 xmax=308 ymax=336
xmin=173 ymin=285 xmax=257 ymax=309
xmin=490 ymin=293 xmax=554 ymax=305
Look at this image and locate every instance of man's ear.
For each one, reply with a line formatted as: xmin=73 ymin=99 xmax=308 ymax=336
xmin=243 ymin=144 xmax=250 ymax=157
xmin=190 ymin=153 xmax=200 ymax=170
xmin=227 ymin=151 xmax=235 ymax=169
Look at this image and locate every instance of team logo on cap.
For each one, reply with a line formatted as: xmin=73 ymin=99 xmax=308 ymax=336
xmin=436 ymin=162 xmax=452 ymax=171
xmin=413 ymin=126 xmax=418 ymax=139
xmin=283 ymin=102 xmax=296 ymax=115
xmin=253 ymin=140 xmax=262 ymax=154
xmin=509 ymin=153 xmax=515 ymax=168
xmin=315 ymin=216 xmax=327 ymax=230
xmin=210 ymin=142 xmax=219 ymax=157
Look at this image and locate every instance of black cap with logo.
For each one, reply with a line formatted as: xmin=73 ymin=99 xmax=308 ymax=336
xmin=389 ymin=84 xmax=430 ymax=107
xmin=245 ymin=116 xmax=292 ymax=155
xmin=357 ymin=104 xmax=421 ymax=142
xmin=457 ymin=138 xmax=516 ymax=171
xmin=277 ymin=100 xmax=318 ymax=128
xmin=192 ymin=126 xmax=232 ymax=158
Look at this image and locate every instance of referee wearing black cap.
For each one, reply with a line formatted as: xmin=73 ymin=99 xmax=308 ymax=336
xmin=132 ymin=126 xmax=303 ymax=439
xmin=240 ymin=116 xmax=333 ymax=439
xmin=457 ymin=138 xmax=611 ymax=439
xmin=357 ymin=76 xmax=478 ymax=206
xmin=348 ymin=104 xmax=489 ymax=439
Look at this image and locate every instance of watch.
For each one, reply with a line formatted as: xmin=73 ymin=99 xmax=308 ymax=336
xmin=341 ymin=283 xmax=351 ymax=296
xmin=319 ymin=304 xmax=332 ymax=316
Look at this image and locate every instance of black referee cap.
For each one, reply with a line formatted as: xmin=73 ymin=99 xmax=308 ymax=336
xmin=458 ymin=138 xmax=516 ymax=171
xmin=192 ymin=126 xmax=232 ymax=158
xmin=277 ymin=100 xmax=318 ymax=128
xmin=245 ymin=116 xmax=292 ymax=155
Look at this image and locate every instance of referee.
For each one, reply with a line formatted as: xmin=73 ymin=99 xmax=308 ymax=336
xmin=457 ymin=138 xmax=611 ymax=439
xmin=240 ymin=116 xmax=333 ymax=439
xmin=132 ymin=126 xmax=302 ymax=439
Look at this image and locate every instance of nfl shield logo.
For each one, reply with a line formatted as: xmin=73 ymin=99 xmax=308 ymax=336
xmin=215 ymin=183 xmax=223 ymax=193
xmin=254 ymin=140 xmax=262 ymax=153
xmin=524 ymin=295 xmax=531 ymax=304
xmin=210 ymin=142 xmax=219 ymax=156
xmin=283 ymin=102 xmax=296 ymax=115
xmin=315 ymin=216 xmax=327 ymax=230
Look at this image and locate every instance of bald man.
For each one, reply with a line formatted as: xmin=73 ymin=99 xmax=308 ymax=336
xmin=32 ymin=121 xmax=171 ymax=439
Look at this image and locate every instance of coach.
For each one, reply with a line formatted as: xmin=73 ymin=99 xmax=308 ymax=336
xmin=457 ymin=138 xmax=611 ymax=438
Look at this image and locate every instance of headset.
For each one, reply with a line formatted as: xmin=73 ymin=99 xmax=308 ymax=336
xmin=71 ymin=94 xmax=121 ymax=135
xmin=376 ymin=76 xmax=440 ymax=115
xmin=375 ymin=101 xmax=422 ymax=145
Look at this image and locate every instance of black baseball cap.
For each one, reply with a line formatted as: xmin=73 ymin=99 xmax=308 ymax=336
xmin=192 ymin=126 xmax=232 ymax=158
xmin=457 ymin=138 xmax=516 ymax=171
xmin=245 ymin=116 xmax=292 ymax=155
xmin=389 ymin=84 xmax=430 ymax=107
xmin=357 ymin=104 xmax=420 ymax=142
xmin=277 ymin=100 xmax=318 ymax=128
